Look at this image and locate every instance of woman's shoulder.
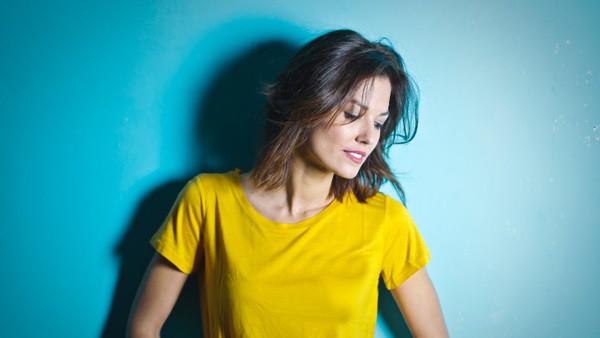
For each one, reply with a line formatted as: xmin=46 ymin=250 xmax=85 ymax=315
xmin=337 ymin=192 xmax=413 ymax=230
xmin=184 ymin=169 xmax=241 ymax=196
xmin=341 ymin=191 xmax=409 ymax=220
xmin=346 ymin=191 xmax=405 ymax=210
xmin=190 ymin=169 xmax=240 ymax=185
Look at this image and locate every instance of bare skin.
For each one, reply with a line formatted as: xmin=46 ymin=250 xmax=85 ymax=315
xmin=392 ymin=268 xmax=449 ymax=337
xmin=239 ymin=155 xmax=335 ymax=224
xmin=128 ymin=255 xmax=188 ymax=338
xmin=127 ymin=77 xmax=448 ymax=337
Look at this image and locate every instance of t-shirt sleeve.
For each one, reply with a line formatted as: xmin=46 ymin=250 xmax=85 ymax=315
xmin=150 ymin=177 xmax=203 ymax=274
xmin=381 ymin=197 xmax=431 ymax=290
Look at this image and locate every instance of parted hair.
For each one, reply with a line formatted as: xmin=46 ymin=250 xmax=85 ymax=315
xmin=249 ymin=29 xmax=419 ymax=203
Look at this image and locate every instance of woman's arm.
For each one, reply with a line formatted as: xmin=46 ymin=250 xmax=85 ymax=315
xmin=390 ymin=267 xmax=449 ymax=338
xmin=127 ymin=253 xmax=189 ymax=338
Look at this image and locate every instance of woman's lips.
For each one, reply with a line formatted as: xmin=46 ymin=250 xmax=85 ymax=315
xmin=344 ymin=150 xmax=366 ymax=164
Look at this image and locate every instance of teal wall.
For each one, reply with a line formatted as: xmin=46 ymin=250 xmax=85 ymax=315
xmin=1 ymin=1 xmax=599 ymax=337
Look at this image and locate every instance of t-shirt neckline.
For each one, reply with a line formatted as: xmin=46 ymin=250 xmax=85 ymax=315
xmin=230 ymin=169 xmax=341 ymax=229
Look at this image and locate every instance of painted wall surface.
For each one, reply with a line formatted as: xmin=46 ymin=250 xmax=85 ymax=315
xmin=1 ymin=1 xmax=599 ymax=337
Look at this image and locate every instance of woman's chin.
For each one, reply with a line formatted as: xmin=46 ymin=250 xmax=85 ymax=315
xmin=333 ymin=169 xmax=361 ymax=180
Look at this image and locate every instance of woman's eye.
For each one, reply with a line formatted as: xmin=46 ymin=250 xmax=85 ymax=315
xmin=374 ymin=122 xmax=383 ymax=130
xmin=344 ymin=111 xmax=358 ymax=120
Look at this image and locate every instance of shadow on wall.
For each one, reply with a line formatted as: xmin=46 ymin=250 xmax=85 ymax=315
xmin=101 ymin=22 xmax=300 ymax=337
xmin=102 ymin=20 xmax=411 ymax=337
xmin=379 ymin=279 xmax=412 ymax=337
xmin=192 ymin=41 xmax=297 ymax=173
xmin=102 ymin=179 xmax=201 ymax=337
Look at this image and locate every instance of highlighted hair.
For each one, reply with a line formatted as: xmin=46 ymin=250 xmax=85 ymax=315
xmin=250 ymin=29 xmax=419 ymax=203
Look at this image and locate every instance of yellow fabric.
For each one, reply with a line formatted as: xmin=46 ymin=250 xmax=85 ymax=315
xmin=151 ymin=170 xmax=430 ymax=337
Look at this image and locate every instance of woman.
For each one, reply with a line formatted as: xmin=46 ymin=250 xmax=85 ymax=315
xmin=128 ymin=29 xmax=448 ymax=337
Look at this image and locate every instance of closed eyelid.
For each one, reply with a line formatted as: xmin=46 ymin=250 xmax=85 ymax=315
xmin=343 ymin=111 xmax=360 ymax=119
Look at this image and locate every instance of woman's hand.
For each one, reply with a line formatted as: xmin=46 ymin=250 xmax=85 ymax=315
xmin=390 ymin=268 xmax=449 ymax=337
xmin=127 ymin=254 xmax=189 ymax=338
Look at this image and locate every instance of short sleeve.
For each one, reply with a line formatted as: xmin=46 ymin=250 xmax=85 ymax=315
xmin=381 ymin=197 xmax=430 ymax=289
xmin=150 ymin=177 xmax=203 ymax=274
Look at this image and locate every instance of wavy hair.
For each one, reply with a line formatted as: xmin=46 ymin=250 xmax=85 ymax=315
xmin=249 ymin=29 xmax=419 ymax=203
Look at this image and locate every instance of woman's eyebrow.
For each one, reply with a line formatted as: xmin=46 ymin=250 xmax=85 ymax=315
xmin=350 ymin=99 xmax=368 ymax=109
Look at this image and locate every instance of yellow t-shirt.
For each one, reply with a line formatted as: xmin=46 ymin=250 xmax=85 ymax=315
xmin=151 ymin=170 xmax=430 ymax=337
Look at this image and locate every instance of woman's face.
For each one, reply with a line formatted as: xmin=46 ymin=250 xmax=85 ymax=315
xmin=302 ymin=76 xmax=392 ymax=179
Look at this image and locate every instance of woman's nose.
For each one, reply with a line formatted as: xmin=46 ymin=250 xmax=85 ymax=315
xmin=356 ymin=120 xmax=377 ymax=145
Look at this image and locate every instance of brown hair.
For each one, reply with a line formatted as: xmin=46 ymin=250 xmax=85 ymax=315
xmin=250 ymin=29 xmax=419 ymax=203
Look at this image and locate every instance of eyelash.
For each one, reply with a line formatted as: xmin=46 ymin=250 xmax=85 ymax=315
xmin=344 ymin=111 xmax=358 ymax=119
xmin=344 ymin=112 xmax=384 ymax=130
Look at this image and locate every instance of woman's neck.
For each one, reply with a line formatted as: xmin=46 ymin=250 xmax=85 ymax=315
xmin=284 ymin=155 xmax=334 ymax=215
xmin=241 ymin=155 xmax=335 ymax=223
